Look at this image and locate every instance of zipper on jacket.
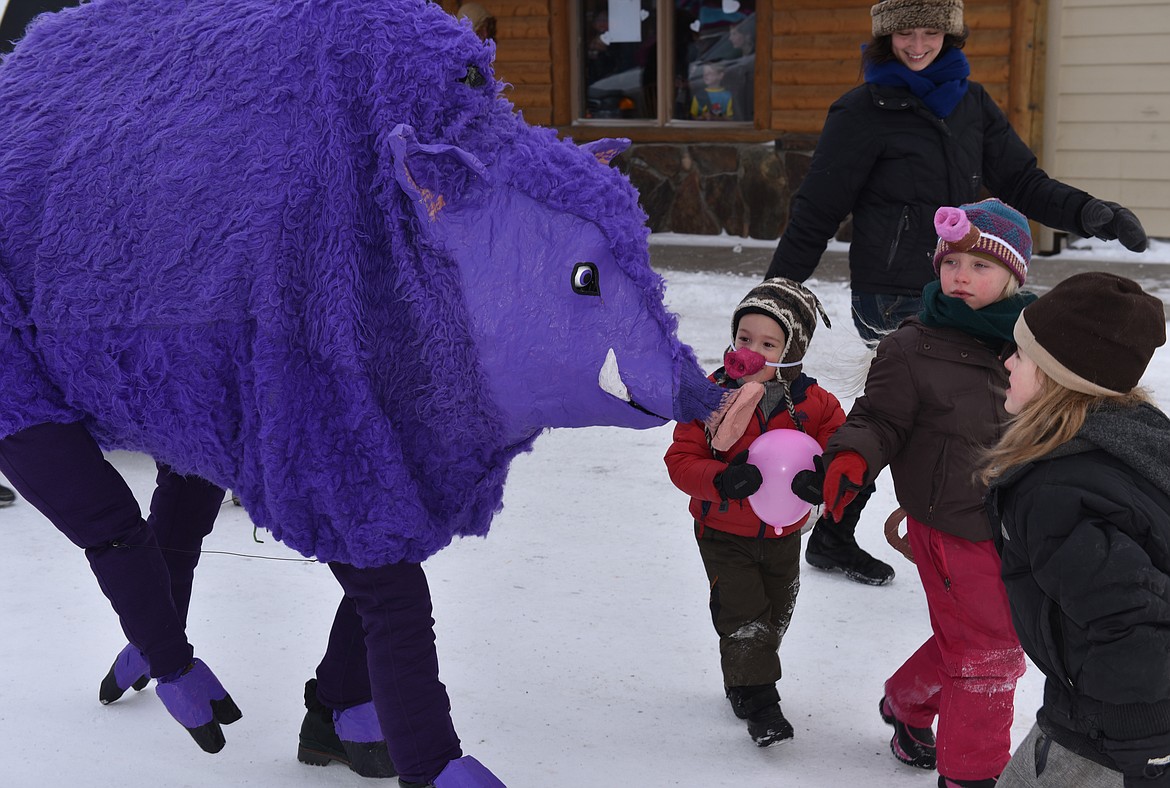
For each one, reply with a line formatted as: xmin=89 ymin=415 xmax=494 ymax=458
xmin=886 ymin=206 xmax=910 ymax=269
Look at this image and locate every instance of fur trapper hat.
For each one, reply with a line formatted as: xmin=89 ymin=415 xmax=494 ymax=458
xmin=871 ymin=0 xmax=964 ymax=37
xmin=1014 ymin=272 xmax=1166 ymax=396
xmin=732 ymin=278 xmax=830 ymax=381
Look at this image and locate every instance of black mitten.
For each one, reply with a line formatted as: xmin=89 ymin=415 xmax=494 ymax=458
xmin=714 ymin=450 xmax=763 ymax=500
xmin=1080 ymin=199 xmax=1148 ymax=252
xmin=791 ymin=455 xmax=825 ymax=505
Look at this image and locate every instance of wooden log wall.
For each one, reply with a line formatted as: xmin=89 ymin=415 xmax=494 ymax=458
xmin=437 ymin=1 xmax=1043 ymax=149
xmin=770 ymin=0 xmax=1040 ymax=147
xmin=438 ymin=0 xmax=556 ymax=126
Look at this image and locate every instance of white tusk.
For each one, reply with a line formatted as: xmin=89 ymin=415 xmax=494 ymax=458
xmin=598 ymin=348 xmax=630 ymax=401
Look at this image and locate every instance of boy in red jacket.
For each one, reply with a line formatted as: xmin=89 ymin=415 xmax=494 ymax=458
xmin=664 ymin=277 xmax=852 ymax=747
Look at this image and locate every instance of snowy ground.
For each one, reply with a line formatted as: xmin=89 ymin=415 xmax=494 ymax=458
xmin=2 ymin=238 xmax=1169 ymax=787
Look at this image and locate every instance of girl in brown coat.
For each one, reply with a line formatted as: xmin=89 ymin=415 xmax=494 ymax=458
xmin=819 ymin=198 xmax=1036 ymax=788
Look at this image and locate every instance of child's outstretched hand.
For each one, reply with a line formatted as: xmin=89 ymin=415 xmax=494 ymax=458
xmin=714 ymin=450 xmax=763 ymax=500
xmin=823 ymin=451 xmax=867 ymax=521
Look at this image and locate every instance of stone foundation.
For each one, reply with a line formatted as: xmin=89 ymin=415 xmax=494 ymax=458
xmin=620 ymin=134 xmax=821 ymax=240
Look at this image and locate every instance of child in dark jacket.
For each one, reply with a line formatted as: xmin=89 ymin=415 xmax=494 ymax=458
xmin=665 ymin=278 xmax=848 ymax=747
xmin=817 ymin=198 xmax=1037 ymax=788
xmin=983 ymin=273 xmax=1170 ymax=788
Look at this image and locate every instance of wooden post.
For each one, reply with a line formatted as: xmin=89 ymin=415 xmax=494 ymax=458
xmin=1008 ymin=0 xmax=1044 ymax=151
xmin=550 ymin=1 xmax=571 ymax=127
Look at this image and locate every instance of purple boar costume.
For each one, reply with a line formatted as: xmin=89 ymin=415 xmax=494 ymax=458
xmin=0 ymin=0 xmax=722 ymax=782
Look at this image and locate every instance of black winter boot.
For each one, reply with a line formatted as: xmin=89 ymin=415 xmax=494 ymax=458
xmin=297 ymin=679 xmax=397 ymax=779
xmin=0 ymin=484 xmax=14 ymax=506
xmin=938 ymin=777 xmax=998 ymax=787
xmin=727 ymin=684 xmax=794 ymax=747
xmin=805 ymin=484 xmax=894 ymax=586
xmin=881 ymin=696 xmax=936 ymax=770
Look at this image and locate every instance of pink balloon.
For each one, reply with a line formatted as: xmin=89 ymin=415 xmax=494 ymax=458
xmin=746 ymin=428 xmax=822 ymax=529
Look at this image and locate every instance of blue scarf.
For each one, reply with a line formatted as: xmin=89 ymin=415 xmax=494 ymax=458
xmin=864 ymin=48 xmax=971 ymax=118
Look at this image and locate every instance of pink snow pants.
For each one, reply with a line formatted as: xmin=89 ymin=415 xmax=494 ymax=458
xmin=884 ymin=516 xmax=1026 ymax=782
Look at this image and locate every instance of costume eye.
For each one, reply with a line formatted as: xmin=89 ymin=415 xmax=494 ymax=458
xmin=460 ymin=65 xmax=486 ymax=88
xmin=571 ymin=262 xmax=600 ymax=296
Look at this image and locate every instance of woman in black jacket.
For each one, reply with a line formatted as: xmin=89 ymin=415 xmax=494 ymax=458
xmin=774 ymin=0 xmax=1148 ymax=590
xmin=766 ymin=0 xmax=1147 ymax=343
xmin=983 ymin=272 xmax=1170 ymax=788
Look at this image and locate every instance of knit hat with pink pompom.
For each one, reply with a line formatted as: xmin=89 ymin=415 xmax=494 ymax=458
xmin=932 ymin=198 xmax=1032 ymax=285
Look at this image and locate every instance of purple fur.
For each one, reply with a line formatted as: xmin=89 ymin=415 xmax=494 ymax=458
xmin=0 ymin=0 xmax=720 ymax=567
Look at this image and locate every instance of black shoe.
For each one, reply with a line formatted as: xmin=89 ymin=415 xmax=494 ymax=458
xmin=0 ymin=484 xmax=14 ymax=507
xmin=726 ymin=685 xmax=793 ymax=747
xmin=939 ymin=777 xmax=998 ymax=788
xmin=806 ymin=523 xmax=894 ymax=586
xmin=747 ymin=703 xmax=794 ymax=747
xmin=726 ymin=684 xmax=777 ymax=720
xmin=881 ymin=696 xmax=936 ymax=770
xmin=297 ymin=679 xmax=396 ymax=779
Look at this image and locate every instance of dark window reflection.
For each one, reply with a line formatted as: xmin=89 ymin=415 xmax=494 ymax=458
xmin=582 ymin=1 xmax=659 ymax=120
xmin=677 ymin=1 xmax=755 ymax=121
xmin=581 ymin=1 xmax=755 ymax=123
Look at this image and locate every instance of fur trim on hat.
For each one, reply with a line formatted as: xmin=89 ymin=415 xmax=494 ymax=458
xmin=871 ymin=0 xmax=964 ymax=37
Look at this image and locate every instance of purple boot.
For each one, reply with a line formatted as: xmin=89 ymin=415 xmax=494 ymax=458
xmin=99 ymin=643 xmax=150 ymax=704
xmin=433 ymin=757 xmax=506 ymax=788
xmin=155 ymin=659 xmax=242 ymax=753
xmin=400 ymin=756 xmax=506 ymax=788
xmin=298 ymin=679 xmax=396 ymax=778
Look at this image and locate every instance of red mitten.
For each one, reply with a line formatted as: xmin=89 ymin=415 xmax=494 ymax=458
xmin=823 ymin=451 xmax=867 ymax=522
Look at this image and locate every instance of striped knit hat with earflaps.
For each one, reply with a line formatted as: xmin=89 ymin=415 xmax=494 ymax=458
xmin=732 ymin=278 xmax=831 ymax=383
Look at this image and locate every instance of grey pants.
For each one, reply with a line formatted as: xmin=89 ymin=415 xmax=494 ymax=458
xmin=998 ymin=723 xmax=1123 ymax=788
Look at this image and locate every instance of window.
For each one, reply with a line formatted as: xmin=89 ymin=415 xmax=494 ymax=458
xmin=578 ymin=0 xmax=757 ymax=125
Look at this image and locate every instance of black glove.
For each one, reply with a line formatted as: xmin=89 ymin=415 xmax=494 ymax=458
xmin=1080 ymin=198 xmax=1148 ymax=252
xmin=714 ymin=450 xmax=763 ymax=500
xmin=791 ymin=455 xmax=825 ymax=505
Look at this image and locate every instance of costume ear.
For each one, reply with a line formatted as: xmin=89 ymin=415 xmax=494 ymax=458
xmin=579 ymin=138 xmax=630 ymax=167
xmin=388 ymin=124 xmax=488 ymax=224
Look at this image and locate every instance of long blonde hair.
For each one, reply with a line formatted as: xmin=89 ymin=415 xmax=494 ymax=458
xmin=979 ymin=371 xmax=1152 ymax=485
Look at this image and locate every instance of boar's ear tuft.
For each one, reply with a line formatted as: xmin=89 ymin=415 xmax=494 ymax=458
xmin=387 ymin=124 xmax=488 ymax=224
xmin=579 ymin=138 xmax=630 ymax=167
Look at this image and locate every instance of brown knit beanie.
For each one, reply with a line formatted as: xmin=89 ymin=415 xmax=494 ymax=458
xmin=871 ymin=0 xmax=964 ymax=37
xmin=1014 ymin=272 xmax=1166 ymax=396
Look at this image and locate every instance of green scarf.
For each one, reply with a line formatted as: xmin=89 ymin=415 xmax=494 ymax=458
xmin=918 ymin=280 xmax=1037 ymax=345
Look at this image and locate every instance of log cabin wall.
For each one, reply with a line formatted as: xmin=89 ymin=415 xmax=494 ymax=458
xmin=439 ymin=1 xmax=1045 ymax=240
xmin=438 ymin=0 xmax=557 ymax=125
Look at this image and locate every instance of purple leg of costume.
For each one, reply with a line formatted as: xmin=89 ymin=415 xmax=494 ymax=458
xmin=145 ymin=463 xmax=223 ymax=625
xmin=314 ymin=594 xmax=374 ymax=710
xmin=0 ymin=421 xmax=193 ymax=677
xmin=329 ymin=561 xmax=462 ymax=784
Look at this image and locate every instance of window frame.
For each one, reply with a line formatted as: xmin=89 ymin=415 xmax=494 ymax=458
xmin=569 ymin=0 xmax=760 ymax=132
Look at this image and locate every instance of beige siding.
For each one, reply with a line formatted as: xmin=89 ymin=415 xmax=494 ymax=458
xmin=1043 ymin=0 xmax=1170 ymax=239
